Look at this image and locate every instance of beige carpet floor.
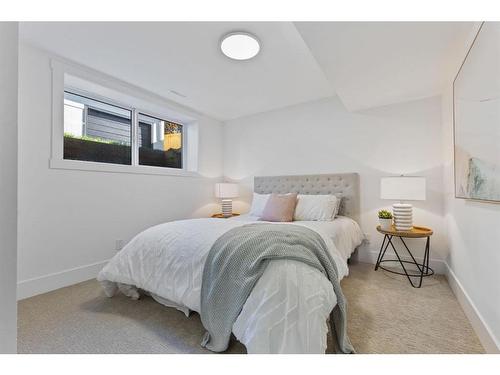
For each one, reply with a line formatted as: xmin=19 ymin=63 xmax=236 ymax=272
xmin=18 ymin=262 xmax=484 ymax=354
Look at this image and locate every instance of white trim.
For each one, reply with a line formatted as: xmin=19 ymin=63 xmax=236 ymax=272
xmin=17 ymin=260 xmax=110 ymax=301
xmin=444 ymin=262 xmax=500 ymax=353
xmin=131 ymin=108 xmax=139 ymax=166
xmin=355 ymin=248 xmax=447 ymax=274
xmin=51 ymin=60 xmax=65 ymax=162
xmin=49 ymin=158 xmax=199 ymax=177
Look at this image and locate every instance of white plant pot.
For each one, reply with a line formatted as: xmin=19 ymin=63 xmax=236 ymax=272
xmin=379 ymin=218 xmax=393 ymax=231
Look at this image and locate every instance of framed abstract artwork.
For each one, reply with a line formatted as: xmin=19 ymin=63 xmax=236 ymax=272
xmin=454 ymin=22 xmax=500 ymax=203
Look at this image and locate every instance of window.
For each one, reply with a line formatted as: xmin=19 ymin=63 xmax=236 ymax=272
xmin=51 ymin=62 xmax=197 ymax=176
xmin=138 ymin=113 xmax=183 ymax=169
xmin=63 ymin=91 xmax=183 ymax=169
xmin=64 ymin=92 xmax=132 ymax=165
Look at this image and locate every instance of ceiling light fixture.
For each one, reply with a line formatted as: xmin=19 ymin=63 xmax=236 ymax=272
xmin=220 ymin=32 xmax=260 ymax=61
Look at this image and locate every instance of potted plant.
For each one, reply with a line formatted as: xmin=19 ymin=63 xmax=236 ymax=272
xmin=378 ymin=210 xmax=393 ymax=231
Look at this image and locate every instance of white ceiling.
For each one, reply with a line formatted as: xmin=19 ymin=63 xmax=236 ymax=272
xmin=20 ymin=22 xmax=475 ymax=120
xmin=19 ymin=22 xmax=333 ymax=121
xmin=295 ymin=22 xmax=476 ymax=111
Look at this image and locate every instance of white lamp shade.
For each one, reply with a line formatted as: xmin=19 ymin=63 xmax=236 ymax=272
xmin=215 ymin=183 xmax=239 ymax=199
xmin=380 ymin=176 xmax=426 ymax=201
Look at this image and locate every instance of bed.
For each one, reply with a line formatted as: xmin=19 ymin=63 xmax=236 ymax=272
xmin=97 ymin=173 xmax=363 ymax=354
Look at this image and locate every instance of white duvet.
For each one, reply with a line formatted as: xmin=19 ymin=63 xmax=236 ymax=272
xmin=97 ymin=215 xmax=364 ymax=354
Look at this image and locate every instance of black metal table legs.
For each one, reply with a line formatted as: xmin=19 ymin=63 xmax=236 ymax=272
xmin=374 ymin=234 xmax=434 ymax=288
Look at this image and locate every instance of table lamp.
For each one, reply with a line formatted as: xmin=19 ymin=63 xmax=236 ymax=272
xmin=380 ymin=176 xmax=426 ymax=231
xmin=215 ymin=183 xmax=239 ymax=217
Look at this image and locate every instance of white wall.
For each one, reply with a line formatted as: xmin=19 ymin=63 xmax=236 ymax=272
xmin=0 ymin=22 xmax=19 ymax=353
xmin=223 ymin=96 xmax=446 ymax=267
xmin=441 ymin=24 xmax=500 ymax=353
xmin=17 ymin=44 xmax=224 ymax=299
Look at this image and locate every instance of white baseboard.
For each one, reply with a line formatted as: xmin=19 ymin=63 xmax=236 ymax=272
xmin=444 ymin=263 xmax=500 ymax=354
xmin=17 ymin=259 xmax=109 ymax=300
xmin=354 ymin=249 xmax=446 ymax=274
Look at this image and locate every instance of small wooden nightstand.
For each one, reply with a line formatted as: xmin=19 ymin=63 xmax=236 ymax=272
xmin=211 ymin=213 xmax=240 ymax=219
xmin=375 ymin=225 xmax=434 ymax=288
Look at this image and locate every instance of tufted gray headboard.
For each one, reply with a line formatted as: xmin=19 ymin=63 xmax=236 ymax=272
xmin=254 ymin=173 xmax=360 ymax=222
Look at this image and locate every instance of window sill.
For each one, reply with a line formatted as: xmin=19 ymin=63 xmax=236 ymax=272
xmin=49 ymin=158 xmax=199 ymax=177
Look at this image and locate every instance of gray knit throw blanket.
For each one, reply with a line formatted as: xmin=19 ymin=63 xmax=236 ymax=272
xmin=200 ymin=223 xmax=355 ymax=354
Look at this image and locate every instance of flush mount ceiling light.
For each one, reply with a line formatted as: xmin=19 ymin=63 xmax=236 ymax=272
xmin=220 ymin=32 xmax=260 ymax=61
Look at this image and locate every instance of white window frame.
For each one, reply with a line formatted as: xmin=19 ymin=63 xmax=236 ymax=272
xmin=50 ymin=59 xmax=199 ymax=177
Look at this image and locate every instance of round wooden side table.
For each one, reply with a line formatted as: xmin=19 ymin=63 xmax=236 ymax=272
xmin=375 ymin=225 xmax=434 ymax=288
xmin=211 ymin=213 xmax=240 ymax=218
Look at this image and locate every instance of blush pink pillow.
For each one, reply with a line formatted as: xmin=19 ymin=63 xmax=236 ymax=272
xmin=260 ymin=193 xmax=298 ymax=222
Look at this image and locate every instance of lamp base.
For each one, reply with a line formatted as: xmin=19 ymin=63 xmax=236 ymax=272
xmin=392 ymin=203 xmax=413 ymax=231
xmin=221 ymin=199 xmax=233 ymax=218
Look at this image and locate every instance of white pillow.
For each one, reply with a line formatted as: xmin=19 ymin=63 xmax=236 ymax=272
xmin=293 ymin=194 xmax=339 ymax=221
xmin=334 ymin=197 xmax=342 ymax=217
xmin=249 ymin=193 xmax=271 ymax=217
